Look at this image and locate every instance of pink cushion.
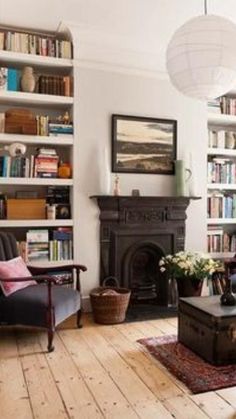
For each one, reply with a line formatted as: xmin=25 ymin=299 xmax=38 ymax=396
xmin=0 ymin=256 xmax=36 ymax=297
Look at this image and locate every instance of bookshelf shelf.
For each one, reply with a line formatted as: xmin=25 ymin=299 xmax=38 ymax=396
xmin=207 ymin=147 xmax=236 ymax=157
xmin=0 ymin=133 xmax=73 ymax=146
xmin=207 ymin=183 xmax=236 ymax=190
xmin=0 ymin=50 xmax=73 ymax=69
xmin=207 ymin=218 xmax=236 ymax=225
xmin=208 ymin=112 xmax=236 ymax=127
xmin=0 ymin=90 xmax=73 ymax=108
xmin=0 ymin=177 xmax=73 ymax=186
xmin=208 ymin=252 xmax=235 ymax=259
xmin=0 ymin=219 xmax=73 ymax=227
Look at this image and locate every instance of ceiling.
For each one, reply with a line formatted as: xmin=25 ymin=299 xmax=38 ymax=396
xmin=0 ymin=0 xmax=235 ymax=71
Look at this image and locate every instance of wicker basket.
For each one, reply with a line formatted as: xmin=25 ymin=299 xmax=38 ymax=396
xmin=90 ymin=277 xmax=131 ymax=324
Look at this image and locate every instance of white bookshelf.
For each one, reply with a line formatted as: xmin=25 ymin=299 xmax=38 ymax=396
xmin=0 ymin=26 xmax=75 ymax=265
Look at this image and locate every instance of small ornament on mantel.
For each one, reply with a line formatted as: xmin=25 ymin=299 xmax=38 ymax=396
xmin=113 ymin=174 xmax=120 ymax=196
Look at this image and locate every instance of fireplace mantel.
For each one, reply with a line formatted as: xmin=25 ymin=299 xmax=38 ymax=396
xmin=91 ymin=195 xmax=199 ymax=307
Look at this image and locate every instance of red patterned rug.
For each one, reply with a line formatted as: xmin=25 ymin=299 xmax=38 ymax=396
xmin=138 ymin=335 xmax=236 ymax=394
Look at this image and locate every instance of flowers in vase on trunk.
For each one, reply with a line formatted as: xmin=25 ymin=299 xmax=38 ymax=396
xmin=159 ymin=251 xmax=222 ymax=280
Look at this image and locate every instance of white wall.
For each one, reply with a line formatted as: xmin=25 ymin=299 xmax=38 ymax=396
xmin=76 ymin=67 xmax=207 ymax=298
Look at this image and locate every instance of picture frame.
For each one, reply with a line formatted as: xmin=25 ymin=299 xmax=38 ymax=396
xmin=112 ymin=114 xmax=177 ymax=174
xmin=56 ymin=203 xmax=71 ymax=219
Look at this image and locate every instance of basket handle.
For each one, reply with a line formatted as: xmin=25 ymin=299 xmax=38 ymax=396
xmin=102 ymin=276 xmax=119 ymax=287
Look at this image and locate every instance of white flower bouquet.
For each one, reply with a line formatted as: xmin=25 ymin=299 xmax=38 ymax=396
xmin=159 ymin=251 xmax=221 ymax=281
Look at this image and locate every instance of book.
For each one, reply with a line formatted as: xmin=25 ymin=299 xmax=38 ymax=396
xmin=0 ymin=67 xmax=7 ymax=90
xmin=7 ymin=68 xmax=20 ymax=91
xmin=0 ymin=113 xmax=5 ymax=133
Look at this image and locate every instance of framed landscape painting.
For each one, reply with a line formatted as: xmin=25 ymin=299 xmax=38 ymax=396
xmin=112 ymin=114 xmax=177 ymax=174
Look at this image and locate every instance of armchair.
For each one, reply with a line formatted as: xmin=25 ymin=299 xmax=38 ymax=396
xmin=0 ymin=232 xmax=87 ymax=352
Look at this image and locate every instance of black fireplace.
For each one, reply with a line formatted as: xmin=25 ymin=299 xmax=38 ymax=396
xmin=91 ymin=195 xmax=193 ymax=316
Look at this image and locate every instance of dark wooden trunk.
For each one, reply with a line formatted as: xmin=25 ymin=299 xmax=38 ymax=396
xmin=178 ymin=296 xmax=236 ymax=365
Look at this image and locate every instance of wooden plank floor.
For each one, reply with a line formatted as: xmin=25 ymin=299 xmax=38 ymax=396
xmin=1 ymin=315 xmax=236 ymax=419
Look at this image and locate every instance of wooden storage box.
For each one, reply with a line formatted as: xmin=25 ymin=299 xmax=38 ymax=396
xmin=5 ymin=108 xmax=37 ymax=135
xmin=178 ymin=296 xmax=236 ymax=365
xmin=7 ymin=199 xmax=46 ymax=220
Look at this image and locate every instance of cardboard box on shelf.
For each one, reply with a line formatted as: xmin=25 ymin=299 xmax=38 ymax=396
xmin=6 ymin=198 xmax=46 ymax=220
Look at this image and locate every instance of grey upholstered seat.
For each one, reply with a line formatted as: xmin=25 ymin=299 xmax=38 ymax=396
xmin=0 ymin=284 xmax=80 ymax=327
xmin=0 ymin=232 xmax=87 ymax=351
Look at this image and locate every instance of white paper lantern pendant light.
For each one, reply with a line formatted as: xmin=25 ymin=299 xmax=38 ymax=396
xmin=166 ymin=0 xmax=236 ymax=100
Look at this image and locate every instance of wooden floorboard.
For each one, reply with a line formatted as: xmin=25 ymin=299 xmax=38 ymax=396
xmin=0 ymin=315 xmax=236 ymax=419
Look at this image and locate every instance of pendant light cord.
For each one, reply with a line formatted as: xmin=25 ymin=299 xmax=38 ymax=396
xmin=204 ymin=0 xmax=208 ymax=15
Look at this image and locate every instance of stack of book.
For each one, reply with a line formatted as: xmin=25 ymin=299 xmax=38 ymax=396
xmin=46 ymin=186 xmax=70 ymax=204
xmin=49 ymin=228 xmax=73 ymax=261
xmin=48 ymin=122 xmax=73 ymax=137
xmin=26 ymin=229 xmax=49 ymax=262
xmin=34 ymin=148 xmax=59 ymax=178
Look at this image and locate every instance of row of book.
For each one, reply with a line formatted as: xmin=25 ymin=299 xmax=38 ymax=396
xmin=207 ymin=159 xmax=236 ymax=184
xmin=18 ymin=228 xmax=73 ymax=262
xmin=220 ymin=97 xmax=236 ymax=116
xmin=0 ymin=31 xmax=72 ymax=59
xmin=0 ymin=148 xmax=60 ymax=178
xmin=207 ymin=227 xmax=236 ymax=252
xmin=38 ymin=75 xmax=72 ymax=96
xmin=34 ymin=148 xmax=59 ymax=178
xmin=210 ymin=275 xmax=227 ymax=295
xmin=207 ymin=194 xmax=236 ymax=219
xmin=208 ymin=129 xmax=236 ymax=149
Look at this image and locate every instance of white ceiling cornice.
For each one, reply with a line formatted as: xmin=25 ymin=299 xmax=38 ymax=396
xmin=60 ymin=21 xmax=168 ymax=78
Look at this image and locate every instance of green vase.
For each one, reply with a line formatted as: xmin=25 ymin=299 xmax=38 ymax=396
xmin=175 ymin=160 xmax=192 ymax=197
